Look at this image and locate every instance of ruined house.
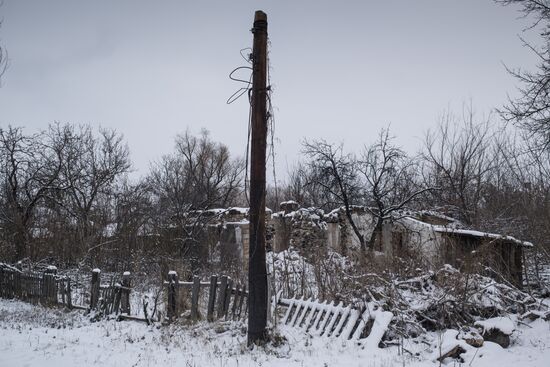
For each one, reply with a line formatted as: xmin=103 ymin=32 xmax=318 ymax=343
xmin=196 ymin=202 xmax=531 ymax=287
xmin=325 ymin=207 xmax=531 ymax=287
xmin=270 ymin=204 xmax=531 ymax=287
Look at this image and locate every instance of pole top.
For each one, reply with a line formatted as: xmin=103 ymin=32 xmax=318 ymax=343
xmin=254 ymin=10 xmax=267 ymax=22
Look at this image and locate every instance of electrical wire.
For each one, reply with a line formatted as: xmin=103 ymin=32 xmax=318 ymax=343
xmin=267 ymin=38 xmax=279 ymax=206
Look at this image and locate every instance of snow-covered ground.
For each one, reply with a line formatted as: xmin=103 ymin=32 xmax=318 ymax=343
xmin=1 ymin=299 xmax=549 ymax=367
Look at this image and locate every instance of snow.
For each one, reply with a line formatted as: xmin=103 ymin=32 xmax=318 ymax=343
xmin=92 ymin=268 xmax=101 ymax=273
xmin=434 ymin=329 xmax=470 ymax=360
xmin=280 ymin=200 xmax=298 ymax=205
xmin=229 ymin=207 xmax=249 ymax=214
xmin=123 ymin=271 xmax=131 ymax=276
xmin=475 ymin=316 xmax=516 ymax=335
xmin=363 ymin=308 xmax=393 ymax=349
xmin=1 ymin=299 xmax=550 ymax=366
xmin=433 ymin=227 xmax=533 ymax=247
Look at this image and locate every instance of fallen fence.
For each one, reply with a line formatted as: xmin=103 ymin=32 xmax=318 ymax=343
xmin=278 ymin=296 xmax=393 ymax=346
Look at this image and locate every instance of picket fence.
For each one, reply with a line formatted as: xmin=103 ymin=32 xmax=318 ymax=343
xmin=278 ymin=296 xmax=393 ymax=346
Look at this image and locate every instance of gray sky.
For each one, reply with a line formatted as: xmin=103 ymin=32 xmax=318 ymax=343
xmin=0 ymin=0 xmax=541 ymax=181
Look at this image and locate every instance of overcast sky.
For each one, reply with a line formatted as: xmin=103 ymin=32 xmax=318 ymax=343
xmin=0 ymin=0 xmax=541 ymax=182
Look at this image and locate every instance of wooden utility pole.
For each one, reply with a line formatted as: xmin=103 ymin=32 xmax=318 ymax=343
xmin=248 ymin=9 xmax=269 ymax=346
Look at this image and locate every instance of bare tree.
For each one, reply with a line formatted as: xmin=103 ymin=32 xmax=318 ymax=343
xmin=147 ymin=130 xmax=244 ymax=272
xmin=421 ymin=108 xmax=495 ymax=225
xmin=174 ymin=129 xmax=243 ymax=209
xmin=51 ymin=123 xmax=130 ymax=261
xmin=0 ymin=126 xmax=69 ymax=260
xmin=111 ymin=179 xmax=152 ymax=265
xmin=281 ymin=162 xmax=344 ymax=210
xmin=487 ymin=130 xmax=550 ymax=287
xmin=302 ymin=139 xmax=366 ymax=250
xmin=359 ymin=129 xmax=431 ymax=250
xmin=495 ymin=0 xmax=550 ymax=150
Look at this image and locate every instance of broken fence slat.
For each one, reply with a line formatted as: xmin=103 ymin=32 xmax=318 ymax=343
xmin=281 ymin=298 xmax=295 ymax=324
xmin=362 ymin=310 xmax=393 ymax=349
xmin=323 ymin=301 xmax=344 ymax=337
xmin=351 ymin=307 xmax=372 ymax=340
xmin=341 ymin=308 xmax=361 ymax=340
xmin=289 ymin=297 xmax=305 ymax=326
xmin=295 ymin=297 xmax=313 ymax=328
xmin=311 ymin=300 xmax=329 ymax=332
xmin=303 ymin=300 xmax=320 ymax=332
xmin=333 ymin=304 xmax=351 ymax=338
xmin=316 ymin=301 xmax=336 ymax=336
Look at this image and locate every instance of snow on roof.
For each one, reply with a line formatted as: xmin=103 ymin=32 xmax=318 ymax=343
xmin=204 ymin=208 xmax=226 ymax=214
xmin=280 ymin=200 xmax=298 ymax=205
xmin=224 ymin=220 xmax=249 ymax=226
xmin=433 ymin=227 xmax=533 ymax=247
xmin=228 ymin=207 xmax=249 ymax=214
xmin=402 ymin=216 xmax=533 ymax=247
xmin=226 ymin=207 xmax=273 ymax=215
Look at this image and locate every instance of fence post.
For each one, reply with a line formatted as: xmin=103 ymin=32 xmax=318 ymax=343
xmin=15 ymin=262 xmax=22 ymax=299
xmin=45 ymin=266 xmax=57 ymax=305
xmin=217 ymin=275 xmax=228 ymax=319
xmin=14 ymin=270 xmax=21 ymax=299
xmin=224 ymin=278 xmax=233 ymax=319
xmin=66 ymin=277 xmax=72 ymax=309
xmin=167 ymin=271 xmax=178 ymax=320
xmin=190 ymin=275 xmax=201 ymax=321
xmin=237 ymin=284 xmax=247 ymax=320
xmin=207 ymin=275 xmax=218 ymax=322
xmin=267 ymin=275 xmax=272 ymax=325
xmin=90 ymin=268 xmax=101 ymax=310
xmin=121 ymin=271 xmax=131 ymax=314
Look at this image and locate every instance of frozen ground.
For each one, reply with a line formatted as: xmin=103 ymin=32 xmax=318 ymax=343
xmin=0 ymin=299 xmax=549 ymax=367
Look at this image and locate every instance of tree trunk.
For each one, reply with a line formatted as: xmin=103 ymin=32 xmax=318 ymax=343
xmin=368 ymin=217 xmax=384 ymax=252
xmin=343 ymin=207 xmax=366 ymax=253
xmin=14 ymin=225 xmax=27 ymax=261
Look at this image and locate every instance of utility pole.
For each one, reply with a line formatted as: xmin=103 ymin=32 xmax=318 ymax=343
xmin=248 ymin=10 xmax=268 ymax=346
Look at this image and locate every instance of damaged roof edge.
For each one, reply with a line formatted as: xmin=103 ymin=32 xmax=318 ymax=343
xmin=432 ymin=227 xmax=534 ymax=247
xmin=402 ymin=216 xmax=533 ymax=247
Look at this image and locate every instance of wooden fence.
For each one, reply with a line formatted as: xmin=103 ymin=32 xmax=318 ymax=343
xmin=90 ymin=269 xmax=132 ymax=316
xmin=1 ymin=264 xmax=394 ymax=345
xmin=0 ymin=264 xmax=132 ymax=317
xmin=278 ymin=297 xmax=393 ymax=346
xmin=0 ymin=264 xmax=72 ymax=308
xmin=164 ymin=272 xmax=261 ymax=322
